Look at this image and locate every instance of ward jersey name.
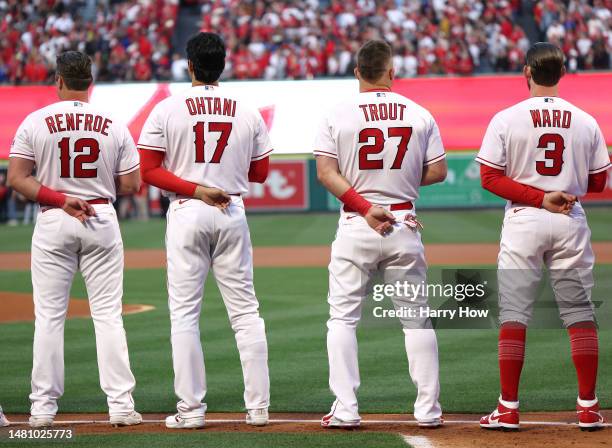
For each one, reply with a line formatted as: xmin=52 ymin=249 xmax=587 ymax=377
xmin=137 ymin=85 xmax=273 ymax=195
xmin=9 ymin=100 xmax=139 ymax=202
xmin=476 ymin=96 xmax=611 ymax=197
xmin=314 ymin=91 xmax=446 ymax=204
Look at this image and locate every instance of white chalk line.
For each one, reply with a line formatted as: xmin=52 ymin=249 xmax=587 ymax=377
xmin=402 ymin=435 xmax=435 ymax=448
xmin=4 ymin=418 xmax=610 ymax=428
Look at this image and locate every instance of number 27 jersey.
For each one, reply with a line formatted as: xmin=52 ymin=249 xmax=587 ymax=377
xmin=313 ymin=91 xmax=446 ymax=205
xmin=476 ymin=96 xmax=610 ymax=197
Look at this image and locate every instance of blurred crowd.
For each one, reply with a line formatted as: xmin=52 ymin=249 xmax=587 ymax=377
xmin=0 ymin=0 xmax=610 ymax=82
xmin=0 ymin=0 xmax=178 ymax=84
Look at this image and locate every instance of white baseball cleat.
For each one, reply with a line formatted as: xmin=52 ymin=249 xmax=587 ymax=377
xmin=0 ymin=407 xmax=9 ymax=427
xmin=246 ymin=408 xmax=269 ymax=426
xmin=321 ymin=413 xmax=360 ymax=428
xmin=29 ymin=415 xmax=54 ymax=428
xmin=165 ymin=413 xmax=205 ymax=429
xmin=418 ymin=417 xmax=444 ymax=428
xmin=110 ymin=411 xmax=142 ymax=427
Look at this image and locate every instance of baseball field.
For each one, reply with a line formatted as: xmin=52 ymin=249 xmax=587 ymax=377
xmin=0 ymin=208 xmax=611 ymax=448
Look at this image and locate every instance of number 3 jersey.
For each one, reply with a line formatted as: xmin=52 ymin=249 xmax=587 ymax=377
xmin=137 ymin=84 xmax=273 ymax=196
xmin=10 ymin=100 xmax=139 ymax=202
xmin=476 ymin=96 xmax=611 ymax=197
xmin=313 ymin=90 xmax=446 ymax=205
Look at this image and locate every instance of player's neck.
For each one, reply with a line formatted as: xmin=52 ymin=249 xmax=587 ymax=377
xmin=59 ymin=91 xmax=89 ymax=102
xmin=192 ymin=81 xmax=219 ymax=88
xmin=530 ymin=84 xmax=559 ymax=98
xmin=359 ymin=81 xmax=392 ymax=93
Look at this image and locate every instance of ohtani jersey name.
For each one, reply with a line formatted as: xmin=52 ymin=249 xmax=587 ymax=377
xmin=44 ymin=113 xmax=112 ymax=136
xmin=359 ymin=102 xmax=407 ymax=122
xmin=185 ymin=96 xmax=237 ymax=117
xmin=529 ymin=109 xmax=572 ymax=128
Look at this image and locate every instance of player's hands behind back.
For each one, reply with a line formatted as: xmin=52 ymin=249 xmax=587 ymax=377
xmin=194 ymin=185 xmax=231 ymax=210
xmin=365 ymin=206 xmax=396 ymax=236
xmin=62 ymin=196 xmax=96 ymax=223
xmin=542 ymin=191 xmax=577 ymax=215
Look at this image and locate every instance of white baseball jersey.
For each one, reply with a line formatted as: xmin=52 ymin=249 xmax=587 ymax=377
xmin=313 ymin=90 xmax=446 ymax=204
xmin=476 ymin=96 xmax=611 ymax=196
xmin=9 ymin=100 xmax=139 ymax=202
xmin=137 ymin=84 xmax=273 ymax=195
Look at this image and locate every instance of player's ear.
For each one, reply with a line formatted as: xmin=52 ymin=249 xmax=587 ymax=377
xmin=389 ymin=66 xmax=395 ymax=81
xmin=560 ymin=65 xmax=566 ymax=79
xmin=353 ymin=67 xmax=360 ymax=81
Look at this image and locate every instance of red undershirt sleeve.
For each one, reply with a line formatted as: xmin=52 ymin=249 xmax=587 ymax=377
xmin=139 ymin=149 xmax=197 ymax=197
xmin=587 ymin=171 xmax=607 ymax=193
xmin=248 ymin=156 xmax=270 ymax=183
xmin=480 ymin=164 xmax=545 ymax=208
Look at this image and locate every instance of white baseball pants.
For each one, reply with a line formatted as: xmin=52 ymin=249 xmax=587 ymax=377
xmin=29 ymin=204 xmax=136 ymax=418
xmin=497 ymin=203 xmax=596 ymax=327
xmin=165 ymin=196 xmax=269 ymax=417
xmin=326 ymin=209 xmax=441 ymax=423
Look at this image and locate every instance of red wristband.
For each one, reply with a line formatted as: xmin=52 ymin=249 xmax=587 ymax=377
xmin=339 ymin=187 xmax=372 ymax=216
xmin=37 ymin=185 xmax=67 ymax=207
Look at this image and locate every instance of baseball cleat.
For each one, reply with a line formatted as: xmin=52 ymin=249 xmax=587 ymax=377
xmin=165 ymin=413 xmax=205 ymax=429
xmin=110 ymin=411 xmax=142 ymax=427
xmin=29 ymin=415 xmax=54 ymax=428
xmin=321 ymin=413 xmax=360 ymax=429
xmin=577 ymin=399 xmax=605 ymax=431
xmin=246 ymin=408 xmax=269 ymax=426
xmin=418 ymin=417 xmax=444 ymax=428
xmin=0 ymin=407 xmax=9 ymax=427
xmin=480 ymin=400 xmax=519 ymax=430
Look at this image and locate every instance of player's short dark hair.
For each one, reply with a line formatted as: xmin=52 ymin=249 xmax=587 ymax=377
xmin=525 ymin=42 xmax=565 ymax=87
xmin=56 ymin=51 xmax=93 ymax=91
xmin=357 ymin=40 xmax=393 ymax=83
xmin=186 ymin=32 xmax=226 ymax=84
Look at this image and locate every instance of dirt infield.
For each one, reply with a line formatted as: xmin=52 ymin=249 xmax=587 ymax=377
xmin=0 ymin=292 xmax=154 ymax=323
xmin=2 ymin=412 xmax=610 ymax=448
xmin=0 ymin=242 xmax=611 ymax=271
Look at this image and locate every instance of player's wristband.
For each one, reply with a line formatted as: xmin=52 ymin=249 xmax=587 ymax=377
xmin=36 ymin=185 xmax=67 ymax=208
xmin=339 ymin=187 xmax=372 ymax=216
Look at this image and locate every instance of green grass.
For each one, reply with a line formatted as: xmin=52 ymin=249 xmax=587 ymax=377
xmin=1 ymin=266 xmax=611 ymax=415
xmin=0 ymin=432 xmax=408 ymax=448
xmin=0 ymin=206 xmax=611 ymax=251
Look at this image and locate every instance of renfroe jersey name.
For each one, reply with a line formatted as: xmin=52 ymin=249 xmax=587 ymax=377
xmin=44 ymin=113 xmax=112 ymax=136
xmin=185 ymin=96 xmax=237 ymax=117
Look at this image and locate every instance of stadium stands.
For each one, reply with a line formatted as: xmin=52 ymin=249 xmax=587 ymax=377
xmin=0 ymin=0 xmax=609 ymax=84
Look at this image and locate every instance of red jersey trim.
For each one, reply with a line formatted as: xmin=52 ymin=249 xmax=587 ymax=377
xmin=424 ymin=153 xmax=446 ymax=166
xmin=475 ymin=156 xmax=506 ymax=169
xmin=363 ymin=88 xmax=392 ymax=92
xmin=313 ymin=150 xmax=338 ymax=159
xmin=137 ymin=143 xmax=166 ymax=151
xmin=589 ymin=162 xmax=611 ymax=174
xmin=251 ymin=148 xmax=274 ymax=161
xmin=116 ymin=163 xmax=140 ymax=175
xmin=9 ymin=152 xmax=35 ymax=160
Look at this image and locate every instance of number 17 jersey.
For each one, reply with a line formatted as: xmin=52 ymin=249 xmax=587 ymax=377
xmin=137 ymin=84 xmax=273 ymax=196
xmin=476 ymin=96 xmax=610 ymax=197
xmin=313 ymin=90 xmax=446 ymax=205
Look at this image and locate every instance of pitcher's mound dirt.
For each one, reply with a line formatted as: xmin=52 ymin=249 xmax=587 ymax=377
xmin=0 ymin=292 xmax=154 ymax=323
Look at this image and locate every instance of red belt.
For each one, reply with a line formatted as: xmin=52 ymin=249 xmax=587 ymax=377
xmin=42 ymin=198 xmax=109 ymax=212
xmin=343 ymin=201 xmax=413 ymax=213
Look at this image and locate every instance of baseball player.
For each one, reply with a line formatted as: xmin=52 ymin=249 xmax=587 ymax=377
xmin=314 ymin=40 xmax=447 ymax=428
xmin=138 ymin=32 xmax=272 ymax=429
xmin=0 ymin=406 xmax=9 ymax=427
xmin=477 ymin=43 xmax=610 ymax=431
xmin=7 ymin=51 xmax=142 ymax=428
